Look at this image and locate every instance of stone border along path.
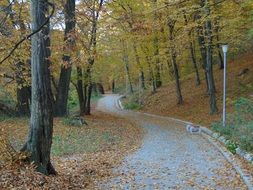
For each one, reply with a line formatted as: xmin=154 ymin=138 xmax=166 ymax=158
xmin=117 ymin=96 xmax=253 ymax=190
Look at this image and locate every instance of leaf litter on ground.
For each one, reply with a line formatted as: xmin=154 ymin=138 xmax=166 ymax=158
xmin=0 ymin=111 xmax=144 ymax=189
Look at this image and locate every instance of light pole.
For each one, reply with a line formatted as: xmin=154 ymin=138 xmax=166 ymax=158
xmin=222 ymin=44 xmax=228 ymax=127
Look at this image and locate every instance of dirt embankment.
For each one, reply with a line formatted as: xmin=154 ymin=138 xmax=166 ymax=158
xmin=141 ymin=53 xmax=253 ymax=127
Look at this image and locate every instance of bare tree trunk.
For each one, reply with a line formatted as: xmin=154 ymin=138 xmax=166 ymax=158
xmin=76 ymin=66 xmax=85 ymax=115
xmin=82 ymin=0 xmax=104 ymax=115
xmin=189 ymin=40 xmax=201 ymax=86
xmin=112 ymin=79 xmax=115 ymax=93
xmin=195 ymin=13 xmax=209 ymax=92
xmin=0 ymin=102 xmax=17 ymax=116
xmin=184 ymin=13 xmax=201 ymax=86
xmin=133 ymin=43 xmax=145 ymax=90
xmin=204 ymin=0 xmax=218 ymax=114
xmin=171 ymin=52 xmax=183 ymax=105
xmin=121 ymin=40 xmax=133 ymax=94
xmin=55 ymin=0 xmax=75 ymax=117
xmin=152 ymin=0 xmax=162 ymax=88
xmin=16 ymin=86 xmax=31 ymax=115
xmin=141 ymin=46 xmax=156 ymax=93
xmin=213 ymin=1 xmax=224 ymax=70
xmin=22 ymin=0 xmax=56 ymax=175
xmin=215 ymin=25 xmax=224 ymax=69
xmin=168 ymin=19 xmax=183 ymax=105
xmin=84 ymin=63 xmax=93 ymax=115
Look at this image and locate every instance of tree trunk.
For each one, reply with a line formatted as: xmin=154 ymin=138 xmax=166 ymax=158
xmin=76 ymin=66 xmax=85 ymax=115
xmin=22 ymin=0 xmax=56 ymax=175
xmin=121 ymin=40 xmax=133 ymax=94
xmin=112 ymin=79 xmax=115 ymax=93
xmin=204 ymin=0 xmax=218 ymax=114
xmin=84 ymin=62 xmax=93 ymax=115
xmin=171 ymin=51 xmax=183 ymax=105
xmin=133 ymin=43 xmax=145 ymax=90
xmin=16 ymin=86 xmax=31 ymax=115
xmin=152 ymin=0 xmax=162 ymax=88
xmin=0 ymin=102 xmax=16 ymax=116
xmin=141 ymin=46 xmax=156 ymax=93
xmin=54 ymin=0 xmax=75 ymax=117
xmin=15 ymin=61 xmax=31 ymax=116
xmin=183 ymin=13 xmax=201 ymax=86
xmin=153 ymin=36 xmax=162 ymax=88
xmin=168 ymin=19 xmax=183 ymax=105
xmin=189 ymin=40 xmax=201 ymax=86
xmin=84 ymin=65 xmax=92 ymax=115
xmin=213 ymin=1 xmax=224 ymax=70
xmin=196 ymin=24 xmax=209 ymax=92
xmin=215 ymin=29 xmax=224 ymax=69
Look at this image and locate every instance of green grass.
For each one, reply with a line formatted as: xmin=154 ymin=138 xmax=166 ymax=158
xmin=51 ymin=127 xmax=119 ymax=157
xmin=122 ymin=92 xmax=143 ymax=110
xmin=0 ymin=114 xmax=9 ymax=122
xmin=124 ymin=102 xmax=142 ymax=110
xmin=212 ymin=98 xmax=253 ymax=153
xmin=91 ymin=94 xmax=102 ymax=103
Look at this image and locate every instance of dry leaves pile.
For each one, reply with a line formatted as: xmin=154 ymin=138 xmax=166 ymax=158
xmin=0 ymin=112 xmax=143 ymax=189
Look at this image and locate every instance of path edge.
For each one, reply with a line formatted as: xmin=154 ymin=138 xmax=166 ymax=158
xmin=117 ymin=96 xmax=253 ymax=189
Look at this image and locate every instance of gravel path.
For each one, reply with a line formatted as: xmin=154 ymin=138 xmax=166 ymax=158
xmin=97 ymin=95 xmax=247 ymax=190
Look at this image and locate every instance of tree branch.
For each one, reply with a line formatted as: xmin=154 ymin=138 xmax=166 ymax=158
xmin=0 ymin=2 xmax=55 ymax=65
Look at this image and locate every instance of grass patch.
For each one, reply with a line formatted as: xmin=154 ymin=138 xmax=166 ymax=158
xmin=91 ymin=94 xmax=102 ymax=103
xmin=212 ymin=98 xmax=253 ymax=153
xmin=0 ymin=114 xmax=10 ymax=122
xmin=122 ymin=93 xmax=143 ymax=110
xmin=124 ymin=102 xmax=142 ymax=110
xmin=0 ymin=112 xmax=142 ymax=157
xmin=51 ymin=129 xmax=107 ymax=156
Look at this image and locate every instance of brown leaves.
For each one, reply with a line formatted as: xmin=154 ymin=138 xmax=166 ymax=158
xmin=140 ymin=53 xmax=253 ymax=127
xmin=0 ymin=111 xmax=143 ymax=189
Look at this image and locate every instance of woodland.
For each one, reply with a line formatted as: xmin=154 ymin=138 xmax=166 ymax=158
xmin=0 ymin=0 xmax=253 ymax=188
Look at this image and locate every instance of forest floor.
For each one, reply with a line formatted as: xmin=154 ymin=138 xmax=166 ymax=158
xmin=0 ymin=111 xmax=143 ymax=189
xmin=138 ymin=53 xmax=253 ymax=127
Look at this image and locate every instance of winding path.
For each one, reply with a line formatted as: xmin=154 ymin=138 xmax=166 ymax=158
xmin=97 ymin=95 xmax=247 ymax=190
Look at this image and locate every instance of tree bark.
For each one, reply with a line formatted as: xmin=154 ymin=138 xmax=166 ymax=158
xmin=16 ymin=86 xmax=31 ymax=115
xmin=82 ymin=0 xmax=103 ymax=115
xmin=133 ymin=43 xmax=145 ymax=90
xmin=54 ymin=0 xmax=76 ymax=117
xmin=15 ymin=61 xmax=31 ymax=116
xmin=76 ymin=66 xmax=85 ymax=115
xmin=22 ymin=0 xmax=56 ymax=175
xmin=189 ymin=40 xmax=201 ymax=86
xmin=183 ymin=14 xmax=201 ymax=86
xmin=215 ymin=25 xmax=224 ymax=69
xmin=168 ymin=19 xmax=183 ymax=105
xmin=152 ymin=0 xmax=162 ymax=88
xmin=0 ymin=102 xmax=16 ymax=116
xmin=195 ymin=13 xmax=209 ymax=92
xmin=141 ymin=46 xmax=156 ymax=93
xmin=121 ymin=40 xmax=133 ymax=94
xmin=112 ymin=79 xmax=115 ymax=93
xmin=171 ymin=53 xmax=183 ymax=105
xmin=204 ymin=0 xmax=218 ymax=114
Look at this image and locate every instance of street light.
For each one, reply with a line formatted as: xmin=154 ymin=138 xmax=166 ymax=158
xmin=222 ymin=44 xmax=228 ymax=127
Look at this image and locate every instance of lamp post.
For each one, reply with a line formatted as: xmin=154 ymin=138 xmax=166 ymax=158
xmin=222 ymin=44 xmax=228 ymax=127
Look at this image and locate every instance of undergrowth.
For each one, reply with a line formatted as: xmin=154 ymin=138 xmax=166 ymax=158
xmin=212 ymin=98 xmax=253 ymax=153
xmin=123 ymin=93 xmax=143 ymax=110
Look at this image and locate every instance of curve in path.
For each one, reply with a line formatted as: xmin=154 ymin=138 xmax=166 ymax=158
xmin=97 ymin=95 xmax=247 ymax=190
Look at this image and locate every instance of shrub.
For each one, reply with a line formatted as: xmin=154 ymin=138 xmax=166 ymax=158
xmin=123 ymin=93 xmax=143 ymax=110
xmin=212 ymin=98 xmax=253 ymax=152
xmin=124 ymin=102 xmax=142 ymax=110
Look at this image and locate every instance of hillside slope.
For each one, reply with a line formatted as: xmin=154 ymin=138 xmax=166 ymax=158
xmin=141 ymin=53 xmax=253 ymax=127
